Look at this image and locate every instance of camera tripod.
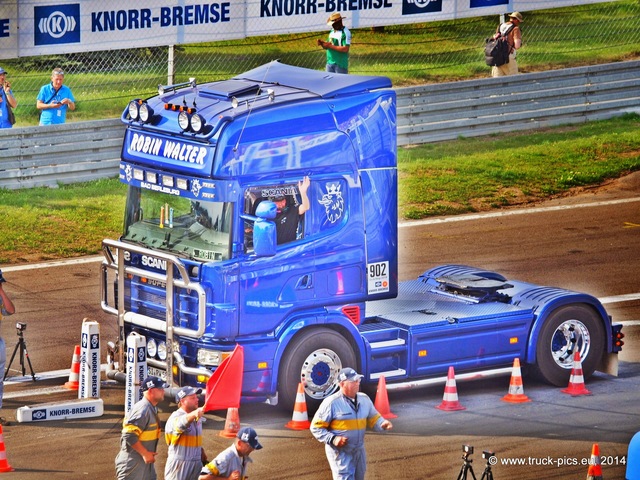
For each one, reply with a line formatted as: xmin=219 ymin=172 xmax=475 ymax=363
xmin=457 ymin=453 xmax=496 ymax=480
xmin=4 ymin=328 xmax=36 ymax=382
xmin=457 ymin=451 xmax=477 ymax=480
xmin=480 ymin=461 xmax=495 ymax=480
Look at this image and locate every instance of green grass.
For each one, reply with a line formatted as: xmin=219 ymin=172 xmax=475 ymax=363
xmin=1 ymin=114 xmax=639 ymax=264
xmin=399 ymin=114 xmax=640 ymax=218
xmin=0 ymin=178 xmax=125 ymax=264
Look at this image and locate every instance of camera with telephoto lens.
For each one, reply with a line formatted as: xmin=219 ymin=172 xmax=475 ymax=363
xmin=16 ymin=322 xmax=26 ymax=332
xmin=482 ymin=451 xmax=495 ymax=460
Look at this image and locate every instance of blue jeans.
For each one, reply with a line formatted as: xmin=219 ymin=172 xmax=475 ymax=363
xmin=326 ymin=63 xmax=348 ymax=74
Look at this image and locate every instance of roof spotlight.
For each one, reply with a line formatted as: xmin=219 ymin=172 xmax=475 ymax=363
xmin=190 ymin=113 xmax=206 ymax=133
xmin=139 ymin=103 xmax=154 ymax=123
xmin=128 ymin=100 xmax=140 ymax=120
xmin=178 ymin=110 xmax=190 ymax=131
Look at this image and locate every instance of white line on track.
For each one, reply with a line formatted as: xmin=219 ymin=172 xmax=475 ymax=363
xmin=1 ymin=255 xmax=103 ymax=272
xmin=599 ymin=293 xmax=640 ymax=304
xmin=399 ymin=197 xmax=640 ymax=227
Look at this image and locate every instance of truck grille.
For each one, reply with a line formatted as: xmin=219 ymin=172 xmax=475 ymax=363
xmin=126 ymin=282 xmax=200 ymax=330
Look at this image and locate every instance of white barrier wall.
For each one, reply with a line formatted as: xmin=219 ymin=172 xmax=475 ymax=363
xmin=0 ymin=0 xmax=618 ymax=59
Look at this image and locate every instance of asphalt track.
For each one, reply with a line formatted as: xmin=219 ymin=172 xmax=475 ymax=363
xmin=1 ymin=172 xmax=639 ymax=479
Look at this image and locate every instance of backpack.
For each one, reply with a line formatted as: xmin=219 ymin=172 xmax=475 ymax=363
xmin=484 ymin=23 xmax=515 ymax=67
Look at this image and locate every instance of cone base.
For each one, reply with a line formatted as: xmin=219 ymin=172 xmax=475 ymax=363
xmin=561 ymin=385 xmax=591 ymax=396
xmin=436 ymin=402 xmax=466 ymax=411
xmin=0 ymin=465 xmax=14 ymax=473
xmin=381 ymin=412 xmax=398 ymax=419
xmin=63 ymin=382 xmax=79 ymax=390
xmin=285 ymin=420 xmax=311 ymax=430
xmin=501 ymin=394 xmax=531 ymax=403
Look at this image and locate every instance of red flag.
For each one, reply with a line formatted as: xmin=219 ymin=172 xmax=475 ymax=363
xmin=203 ymin=344 xmax=244 ymax=412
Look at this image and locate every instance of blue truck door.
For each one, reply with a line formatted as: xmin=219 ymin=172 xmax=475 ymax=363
xmin=238 ymin=181 xmax=316 ymax=337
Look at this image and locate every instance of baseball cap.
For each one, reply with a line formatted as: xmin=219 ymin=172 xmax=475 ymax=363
xmin=141 ymin=375 xmax=169 ymax=391
xmin=272 ymin=194 xmax=286 ymax=201
xmin=237 ymin=427 xmax=263 ymax=450
xmin=0 ymin=68 xmax=7 ymax=75
xmin=337 ymin=367 xmax=363 ymax=382
xmin=175 ymin=385 xmax=202 ymax=403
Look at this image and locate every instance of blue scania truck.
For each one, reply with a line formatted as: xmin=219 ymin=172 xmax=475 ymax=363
xmin=101 ymin=61 xmax=623 ymax=410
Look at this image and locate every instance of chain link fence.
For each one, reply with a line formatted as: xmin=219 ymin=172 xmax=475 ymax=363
xmin=2 ymin=0 xmax=639 ymax=125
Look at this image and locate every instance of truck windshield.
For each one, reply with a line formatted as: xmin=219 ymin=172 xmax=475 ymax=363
xmin=122 ymin=186 xmax=232 ymax=261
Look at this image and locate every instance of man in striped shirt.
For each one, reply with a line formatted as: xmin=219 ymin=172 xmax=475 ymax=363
xmin=311 ymin=368 xmax=393 ymax=480
xmin=199 ymin=427 xmax=263 ymax=480
xmin=116 ymin=376 xmax=168 ymax=480
xmin=165 ymin=386 xmax=207 ymax=480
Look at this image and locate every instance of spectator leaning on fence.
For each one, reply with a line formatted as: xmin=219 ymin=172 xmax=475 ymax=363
xmin=492 ymin=12 xmax=523 ymax=77
xmin=36 ymin=68 xmax=76 ymax=125
xmin=0 ymin=67 xmax=17 ymax=129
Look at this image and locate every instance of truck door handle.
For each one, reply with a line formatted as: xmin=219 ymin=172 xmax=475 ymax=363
xmin=296 ymin=274 xmax=313 ymax=290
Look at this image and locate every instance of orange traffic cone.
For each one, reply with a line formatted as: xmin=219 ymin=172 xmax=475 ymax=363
xmin=0 ymin=425 xmax=14 ymax=473
xmin=63 ymin=345 xmax=81 ymax=390
xmin=501 ymin=358 xmax=531 ymax=403
xmin=561 ymin=352 xmax=592 ymax=396
xmin=219 ymin=407 xmax=241 ymax=438
xmin=586 ymin=443 xmax=603 ymax=479
xmin=374 ymin=375 xmax=397 ymax=419
xmin=436 ymin=366 xmax=466 ymax=411
xmin=285 ymin=382 xmax=311 ymax=430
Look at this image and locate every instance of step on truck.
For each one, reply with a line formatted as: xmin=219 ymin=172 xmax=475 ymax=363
xmin=101 ymin=61 xmax=623 ymax=410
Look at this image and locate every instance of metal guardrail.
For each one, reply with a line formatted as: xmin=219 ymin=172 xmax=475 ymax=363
xmin=1 ymin=60 xmax=639 ymax=189
xmin=0 ymin=118 xmax=124 ymax=190
xmin=396 ymin=60 xmax=640 ymax=145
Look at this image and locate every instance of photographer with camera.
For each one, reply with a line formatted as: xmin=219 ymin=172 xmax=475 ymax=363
xmin=36 ymin=68 xmax=76 ymax=125
xmin=0 ymin=270 xmax=16 ymax=426
xmin=0 ymin=67 xmax=18 ymax=129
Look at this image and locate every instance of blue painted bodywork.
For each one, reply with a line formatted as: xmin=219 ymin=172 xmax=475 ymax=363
xmin=108 ymin=62 xmax=619 ymax=403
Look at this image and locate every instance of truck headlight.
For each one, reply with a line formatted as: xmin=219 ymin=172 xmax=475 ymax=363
xmin=157 ymin=341 xmax=167 ymax=360
xmin=197 ymin=349 xmax=222 ymax=366
xmin=147 ymin=338 xmax=157 ymax=358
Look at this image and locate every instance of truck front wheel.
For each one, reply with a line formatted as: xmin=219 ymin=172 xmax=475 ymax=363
xmin=533 ymin=305 xmax=605 ymax=386
xmin=278 ymin=328 xmax=356 ymax=412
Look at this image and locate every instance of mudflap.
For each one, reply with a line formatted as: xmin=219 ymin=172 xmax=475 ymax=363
xmin=599 ymin=352 xmax=619 ymax=377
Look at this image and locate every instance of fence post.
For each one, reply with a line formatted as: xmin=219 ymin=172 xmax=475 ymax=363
xmin=167 ymin=44 xmax=175 ymax=86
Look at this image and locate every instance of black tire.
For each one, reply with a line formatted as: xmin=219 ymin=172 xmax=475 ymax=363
xmin=533 ymin=305 xmax=605 ymax=386
xmin=278 ymin=328 xmax=357 ymax=412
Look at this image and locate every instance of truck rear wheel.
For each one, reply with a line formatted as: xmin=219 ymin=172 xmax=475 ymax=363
xmin=533 ymin=305 xmax=605 ymax=386
xmin=278 ymin=328 xmax=356 ymax=412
